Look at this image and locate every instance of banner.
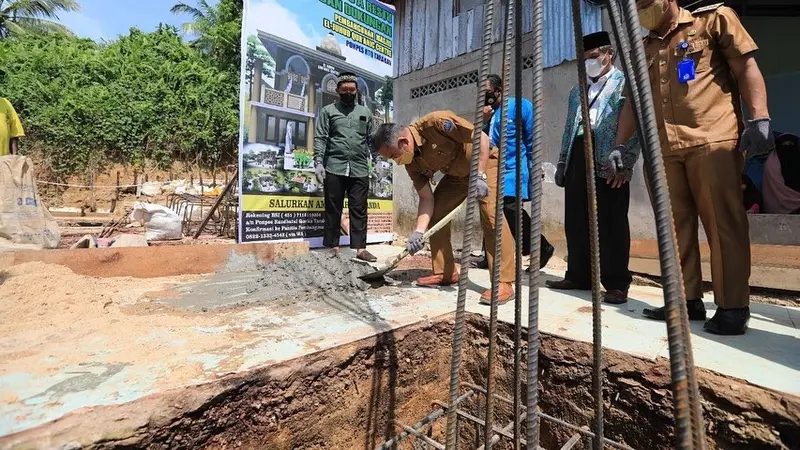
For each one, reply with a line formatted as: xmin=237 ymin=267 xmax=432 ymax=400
xmin=239 ymin=0 xmax=395 ymax=246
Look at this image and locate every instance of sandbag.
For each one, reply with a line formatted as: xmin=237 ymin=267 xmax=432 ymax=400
xmin=129 ymin=202 xmax=183 ymax=241
xmin=0 ymin=156 xmax=61 ymax=251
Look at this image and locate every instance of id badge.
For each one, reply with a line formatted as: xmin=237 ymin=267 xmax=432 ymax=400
xmin=677 ymin=58 xmax=696 ymax=84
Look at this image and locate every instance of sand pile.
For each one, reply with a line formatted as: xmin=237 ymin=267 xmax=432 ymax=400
xmin=246 ymin=251 xmax=373 ymax=303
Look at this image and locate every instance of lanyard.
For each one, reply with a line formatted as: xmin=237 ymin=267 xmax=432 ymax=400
xmin=587 ymin=76 xmax=611 ymax=110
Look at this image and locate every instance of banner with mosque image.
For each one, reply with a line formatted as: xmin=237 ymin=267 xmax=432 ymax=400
xmin=238 ymin=0 xmax=395 ymax=245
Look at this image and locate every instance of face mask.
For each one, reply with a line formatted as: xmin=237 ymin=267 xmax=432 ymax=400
xmin=585 ymin=57 xmax=607 ymax=78
xmin=638 ymin=0 xmax=666 ymax=31
xmin=484 ymin=91 xmax=498 ymax=109
xmin=393 ymin=147 xmax=414 ymax=165
xmin=340 ymin=93 xmax=356 ymax=106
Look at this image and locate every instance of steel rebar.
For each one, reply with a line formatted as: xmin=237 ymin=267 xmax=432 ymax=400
xmin=617 ymin=0 xmax=697 ymax=447
xmin=445 ymin=0 xmax=495 ymax=446
xmin=378 ymin=391 xmax=474 ymax=450
xmin=568 ymin=1 xmax=604 ymax=448
xmin=484 ymin=1 xmax=513 ymax=448
xmin=526 ymin=0 xmax=546 ymax=447
xmin=512 ymin=0 xmax=523 ymax=445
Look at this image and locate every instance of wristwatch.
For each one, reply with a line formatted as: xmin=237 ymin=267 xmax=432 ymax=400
xmin=478 ymin=172 xmax=488 ymax=181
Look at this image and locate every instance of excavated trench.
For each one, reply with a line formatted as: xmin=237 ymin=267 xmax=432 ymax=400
xmin=87 ymin=314 xmax=795 ymax=450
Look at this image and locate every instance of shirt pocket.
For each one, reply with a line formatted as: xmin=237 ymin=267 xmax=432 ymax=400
xmin=684 ymin=39 xmax=711 ymax=73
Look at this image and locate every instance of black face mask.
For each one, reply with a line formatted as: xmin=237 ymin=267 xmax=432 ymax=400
xmin=484 ymin=91 xmax=498 ymax=109
xmin=340 ymin=93 xmax=356 ymax=106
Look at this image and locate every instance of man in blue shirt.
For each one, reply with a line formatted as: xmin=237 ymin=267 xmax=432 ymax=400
xmin=473 ymin=75 xmax=554 ymax=273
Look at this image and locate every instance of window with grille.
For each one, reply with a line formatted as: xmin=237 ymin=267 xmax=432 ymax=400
xmin=410 ymin=70 xmax=479 ymax=99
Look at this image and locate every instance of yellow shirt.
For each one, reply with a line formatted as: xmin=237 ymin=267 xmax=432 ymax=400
xmin=0 ymin=98 xmax=25 ymax=156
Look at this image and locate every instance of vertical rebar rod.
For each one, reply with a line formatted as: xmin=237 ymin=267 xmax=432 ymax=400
xmin=568 ymin=1 xmax=603 ymax=448
xmin=617 ymin=0 xmax=695 ymax=448
xmin=445 ymin=0 xmax=495 ymax=447
xmin=526 ymin=0 xmax=545 ymax=446
xmin=485 ymin=1 xmax=513 ymax=449
xmin=512 ymin=0 xmax=523 ymax=448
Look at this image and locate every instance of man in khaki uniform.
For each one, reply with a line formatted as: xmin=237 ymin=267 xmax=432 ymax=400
xmin=372 ymin=111 xmax=517 ymax=304
xmin=615 ymin=1 xmax=772 ymax=335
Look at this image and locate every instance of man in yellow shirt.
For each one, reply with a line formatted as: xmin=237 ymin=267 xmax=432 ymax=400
xmin=0 ymin=98 xmax=25 ymax=156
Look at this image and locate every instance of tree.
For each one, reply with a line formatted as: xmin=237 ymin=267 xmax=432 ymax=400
xmin=170 ymin=0 xmax=242 ymax=74
xmin=0 ymin=0 xmax=80 ymax=38
xmin=246 ymin=34 xmax=274 ymax=81
xmin=376 ymin=76 xmax=393 ymax=121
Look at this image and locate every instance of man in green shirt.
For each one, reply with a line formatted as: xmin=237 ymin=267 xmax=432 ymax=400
xmin=0 ymin=98 xmax=24 ymax=156
xmin=314 ymin=72 xmax=377 ymax=262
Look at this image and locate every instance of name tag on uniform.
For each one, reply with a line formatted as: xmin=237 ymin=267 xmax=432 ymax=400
xmin=677 ymin=58 xmax=696 ymax=84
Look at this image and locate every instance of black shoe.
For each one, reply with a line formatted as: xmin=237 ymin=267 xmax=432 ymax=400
xmin=545 ymin=279 xmax=590 ymax=290
xmin=704 ymin=307 xmax=750 ymax=335
xmin=540 ymin=241 xmax=555 ymax=269
xmin=470 ymin=257 xmax=489 ymax=269
xmin=642 ymin=299 xmax=707 ymax=321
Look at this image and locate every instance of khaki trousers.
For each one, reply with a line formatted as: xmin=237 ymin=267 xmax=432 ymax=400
xmin=429 ymin=152 xmax=516 ymax=283
xmin=663 ymin=140 xmax=750 ymax=308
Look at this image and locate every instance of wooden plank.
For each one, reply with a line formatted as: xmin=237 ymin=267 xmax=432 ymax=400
xmin=438 ymin=0 xmax=453 ymax=62
xmin=423 ymin=0 xmax=440 ymax=68
xmin=470 ymin=5 xmax=483 ymax=52
xmin=411 ymin=0 xmax=426 ymax=71
xmin=457 ymin=8 xmax=469 ymax=55
xmin=522 ymin=0 xmax=533 ymax=34
xmin=400 ymin=0 xmax=413 ymax=75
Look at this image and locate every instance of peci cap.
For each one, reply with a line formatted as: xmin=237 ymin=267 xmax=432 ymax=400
xmin=583 ymin=31 xmax=611 ymax=52
xmin=337 ymin=71 xmax=358 ymax=87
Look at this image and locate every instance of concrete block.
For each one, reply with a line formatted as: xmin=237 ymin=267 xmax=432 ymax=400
xmin=110 ymin=234 xmax=149 ymax=248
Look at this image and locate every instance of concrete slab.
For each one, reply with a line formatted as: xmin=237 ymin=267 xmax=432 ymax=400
xmin=0 ymin=244 xmax=798 ymax=440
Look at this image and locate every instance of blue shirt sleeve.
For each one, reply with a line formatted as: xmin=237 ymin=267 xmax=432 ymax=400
xmin=523 ymin=99 xmax=534 ymax=162
xmin=490 ymin=105 xmax=501 ymax=148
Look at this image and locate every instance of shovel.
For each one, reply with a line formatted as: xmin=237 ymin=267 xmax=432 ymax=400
xmin=360 ymin=201 xmax=466 ymax=282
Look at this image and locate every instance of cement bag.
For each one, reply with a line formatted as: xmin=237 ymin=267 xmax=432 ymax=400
xmin=129 ymin=202 xmax=183 ymax=241
xmin=0 ymin=156 xmax=61 ymax=251
xmin=140 ymin=181 xmax=163 ymax=197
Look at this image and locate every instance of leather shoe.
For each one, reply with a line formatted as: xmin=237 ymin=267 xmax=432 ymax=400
xmin=470 ymin=257 xmax=489 ymax=269
xmin=545 ymin=279 xmax=590 ymax=290
xmin=603 ymin=289 xmax=628 ymax=305
xmin=416 ymin=271 xmax=459 ymax=287
xmin=540 ymin=242 xmax=555 ymax=269
xmin=704 ymin=307 xmax=750 ymax=335
xmin=642 ymin=299 xmax=707 ymax=321
xmin=479 ymin=282 xmax=514 ymax=306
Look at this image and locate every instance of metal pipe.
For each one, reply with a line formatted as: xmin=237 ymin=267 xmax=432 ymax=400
xmin=568 ymin=1 xmax=604 ymax=448
xmin=617 ymin=0 xmax=695 ymax=447
xmin=526 ymin=0 xmax=546 ymax=447
xmin=445 ymin=0 xmax=495 ymax=446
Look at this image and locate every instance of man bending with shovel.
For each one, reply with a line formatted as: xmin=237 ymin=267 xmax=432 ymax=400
xmin=372 ymin=111 xmax=517 ymax=305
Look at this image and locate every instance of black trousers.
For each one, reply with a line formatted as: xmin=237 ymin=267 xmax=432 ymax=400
xmin=323 ymin=172 xmax=368 ymax=249
xmin=482 ymin=196 xmax=553 ymax=262
xmin=564 ymin=138 xmax=632 ymax=291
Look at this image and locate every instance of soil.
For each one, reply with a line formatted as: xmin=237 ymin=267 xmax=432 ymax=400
xmin=0 ymin=262 xmax=249 ymax=388
xmin=4 ymin=315 xmax=797 ymax=450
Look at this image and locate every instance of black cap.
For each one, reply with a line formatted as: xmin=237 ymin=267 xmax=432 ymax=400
xmin=583 ymin=31 xmax=611 ymax=52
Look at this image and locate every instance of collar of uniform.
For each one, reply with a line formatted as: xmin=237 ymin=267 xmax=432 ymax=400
xmin=589 ymin=66 xmax=617 ymax=86
xmin=648 ymin=8 xmax=694 ymax=40
xmin=409 ymin=124 xmax=425 ymax=148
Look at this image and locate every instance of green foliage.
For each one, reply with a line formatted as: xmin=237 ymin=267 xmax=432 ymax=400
xmin=0 ymin=26 xmax=240 ymax=175
xmin=171 ymin=0 xmax=242 ymax=76
xmin=0 ymin=0 xmax=80 ymax=38
xmin=246 ymin=34 xmax=274 ymax=80
xmin=377 ymin=76 xmax=393 ymax=107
